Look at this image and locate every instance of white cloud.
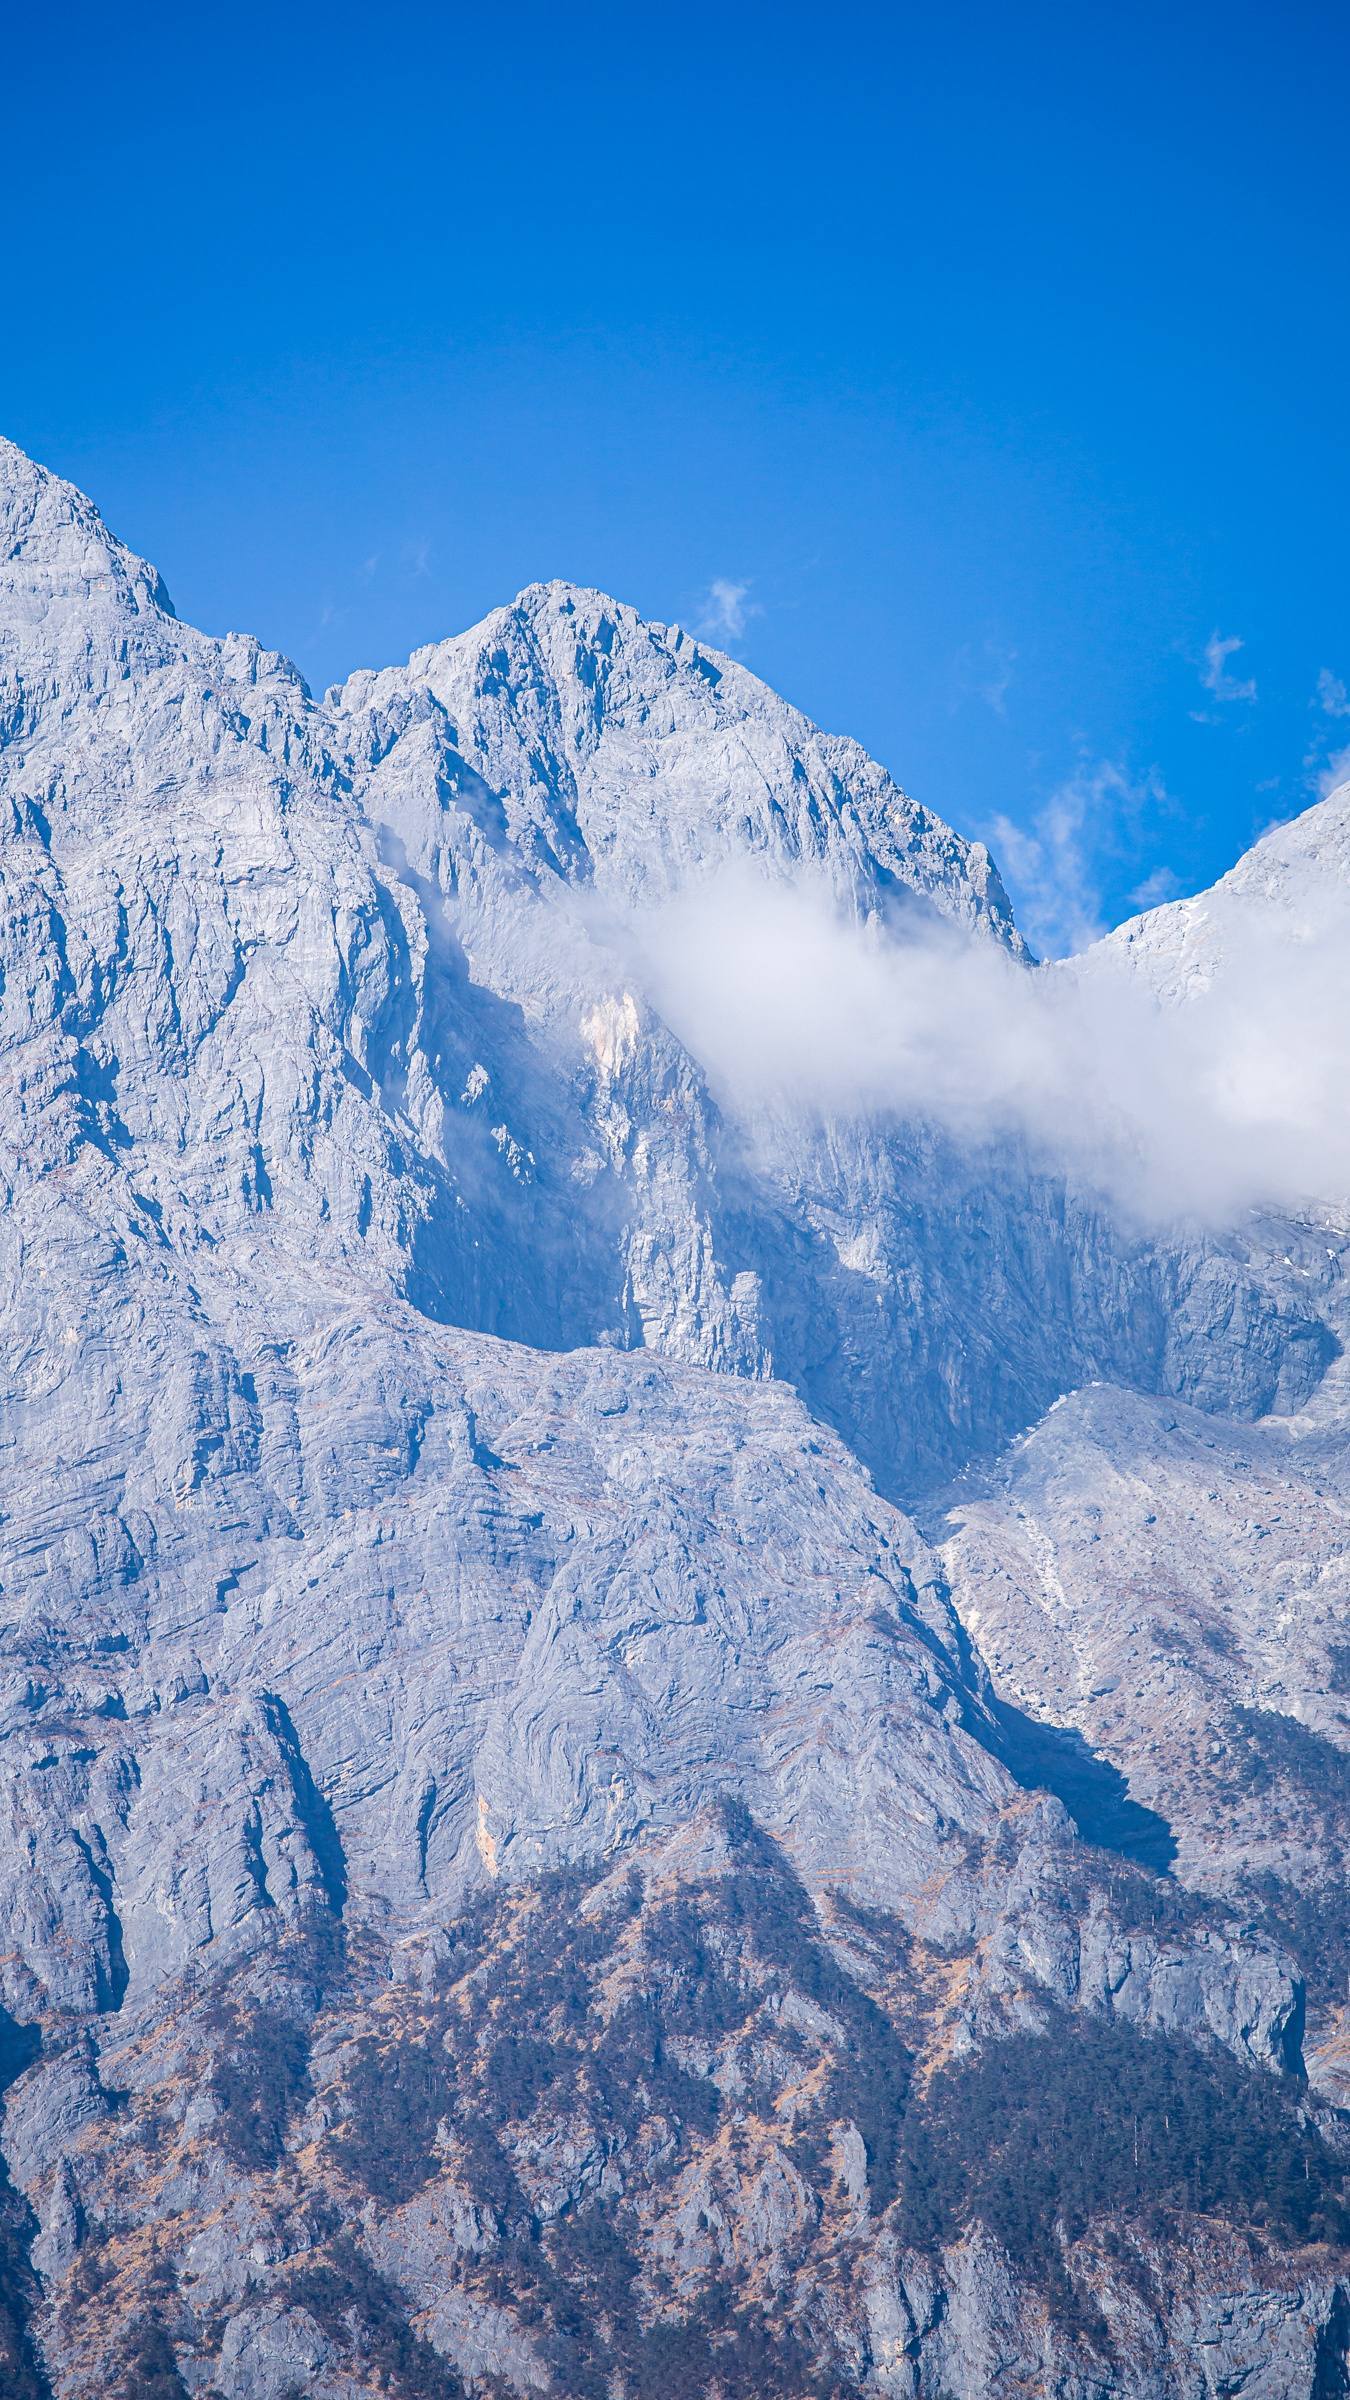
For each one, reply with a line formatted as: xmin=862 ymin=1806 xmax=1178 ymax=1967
xmin=1193 ymin=629 xmax=1257 ymax=713
xmin=989 ymin=788 xmax=1100 ymax=959
xmin=619 ymin=846 xmax=1350 ymax=1232
xmin=1317 ymin=744 xmax=1350 ymax=799
xmin=1128 ymin=865 xmax=1182 ymax=911
xmin=986 ymin=760 xmax=1168 ymax=960
xmin=695 ymin=578 xmax=759 ymax=644
xmin=1303 ymin=674 xmax=1350 ymax=794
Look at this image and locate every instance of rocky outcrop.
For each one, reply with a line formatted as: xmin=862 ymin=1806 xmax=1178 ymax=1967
xmin=5 ymin=1830 xmax=1343 ymax=2400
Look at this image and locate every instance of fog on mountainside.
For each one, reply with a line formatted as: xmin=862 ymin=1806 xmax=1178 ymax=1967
xmin=624 ymin=821 xmax=1350 ymax=1231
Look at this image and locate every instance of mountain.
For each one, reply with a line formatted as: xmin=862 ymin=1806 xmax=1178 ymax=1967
xmin=942 ymin=803 xmax=1350 ymax=2114
xmin=0 ymin=437 xmax=1346 ymax=2397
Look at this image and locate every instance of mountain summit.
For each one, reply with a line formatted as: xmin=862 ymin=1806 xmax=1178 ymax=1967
xmin=0 ymin=442 xmax=1347 ymax=2399
xmin=335 ymin=574 xmax=1025 ymax=936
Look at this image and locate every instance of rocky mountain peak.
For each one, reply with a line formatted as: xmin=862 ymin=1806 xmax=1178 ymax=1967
xmin=335 ymin=567 xmax=1023 ymax=937
xmin=0 ymin=433 xmax=174 ymax=623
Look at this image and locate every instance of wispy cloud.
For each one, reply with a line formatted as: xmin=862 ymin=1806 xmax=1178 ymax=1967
xmin=987 ymin=759 xmax=1169 ymax=959
xmin=952 ymin=637 xmax=1017 ymax=717
xmin=1128 ymin=864 xmax=1182 ymax=911
xmin=1191 ymin=629 xmax=1257 ymax=719
xmin=989 ymin=796 xmax=1101 ymax=958
xmin=1302 ymin=671 xmax=1350 ymax=795
xmin=1317 ymin=745 xmax=1350 ymax=799
xmin=695 ymin=577 xmax=760 ymax=645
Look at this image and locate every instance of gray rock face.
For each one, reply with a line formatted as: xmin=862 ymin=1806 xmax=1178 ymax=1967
xmin=933 ymin=784 xmax=1350 ymax=2123
xmin=1 ymin=437 xmax=1333 ymax=1511
xmin=333 ymin=579 xmax=1338 ymax=1493
xmin=940 ymin=1336 xmax=1350 ymax=2096
xmin=0 ymin=436 xmax=1346 ymax=2395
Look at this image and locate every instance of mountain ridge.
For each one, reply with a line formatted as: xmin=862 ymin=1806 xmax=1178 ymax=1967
xmin=0 ymin=436 xmax=1347 ymax=2396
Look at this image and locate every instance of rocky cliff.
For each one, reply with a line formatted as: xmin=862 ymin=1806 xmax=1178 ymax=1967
xmin=0 ymin=437 xmax=1345 ymax=2396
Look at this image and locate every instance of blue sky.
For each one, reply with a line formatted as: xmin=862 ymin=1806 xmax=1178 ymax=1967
xmin=6 ymin=0 xmax=1347 ymax=949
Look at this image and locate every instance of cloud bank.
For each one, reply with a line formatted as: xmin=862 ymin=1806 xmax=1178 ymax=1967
xmin=623 ymin=851 xmax=1350 ymax=1231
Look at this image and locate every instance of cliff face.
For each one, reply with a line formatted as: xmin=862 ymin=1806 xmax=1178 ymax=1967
xmin=0 ymin=438 xmax=1346 ymax=2396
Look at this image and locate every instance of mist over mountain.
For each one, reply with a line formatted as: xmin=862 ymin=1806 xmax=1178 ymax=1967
xmin=0 ymin=438 xmax=1347 ymax=2398
xmin=623 ymin=830 xmax=1350 ymax=1226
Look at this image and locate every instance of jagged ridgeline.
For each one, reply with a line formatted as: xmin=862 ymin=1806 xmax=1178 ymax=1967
xmin=0 ymin=438 xmax=1347 ymax=2396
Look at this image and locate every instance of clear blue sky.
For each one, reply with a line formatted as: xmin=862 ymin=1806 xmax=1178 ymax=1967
xmin=7 ymin=0 xmax=1348 ymax=947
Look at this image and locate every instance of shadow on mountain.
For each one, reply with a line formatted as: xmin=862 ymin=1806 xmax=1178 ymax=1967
xmin=992 ymin=1698 xmax=1178 ymax=1873
xmin=0 ymin=2010 xmax=50 ymax=2400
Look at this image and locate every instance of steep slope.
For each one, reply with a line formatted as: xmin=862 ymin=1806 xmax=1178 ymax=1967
xmin=1093 ymin=780 xmax=1350 ymax=1003
xmin=334 ymin=580 xmax=1026 ymax=928
xmin=332 ymin=569 xmax=1338 ymax=1495
xmin=4 ymin=433 xmax=1332 ymax=1501
xmin=0 ymin=437 xmax=1346 ymax=2395
xmin=941 ymin=812 xmax=1350 ymax=2112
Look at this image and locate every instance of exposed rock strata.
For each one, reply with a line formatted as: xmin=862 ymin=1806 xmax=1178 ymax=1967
xmin=0 ymin=437 xmax=1346 ymax=2394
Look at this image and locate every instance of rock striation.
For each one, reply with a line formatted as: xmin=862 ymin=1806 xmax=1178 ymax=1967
xmin=0 ymin=436 xmax=1346 ymax=2395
